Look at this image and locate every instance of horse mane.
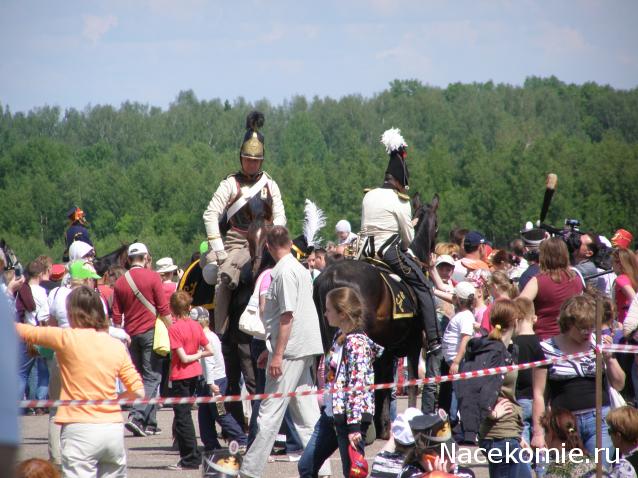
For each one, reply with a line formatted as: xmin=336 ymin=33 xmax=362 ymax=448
xmin=409 ymin=193 xmax=439 ymax=263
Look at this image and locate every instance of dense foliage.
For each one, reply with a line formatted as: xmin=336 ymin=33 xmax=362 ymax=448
xmin=2 ymin=77 xmax=637 ymax=265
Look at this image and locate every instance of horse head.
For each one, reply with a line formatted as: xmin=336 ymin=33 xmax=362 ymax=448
xmin=94 ymin=243 xmax=130 ymax=276
xmin=0 ymin=239 xmax=23 ymax=274
xmin=410 ymin=193 xmax=439 ymax=267
xmin=247 ymin=221 xmax=274 ymax=281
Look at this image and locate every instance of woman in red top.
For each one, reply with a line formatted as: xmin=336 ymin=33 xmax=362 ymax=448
xmin=520 ymin=238 xmax=583 ymax=340
xmin=612 ymin=248 xmax=638 ymax=323
xmin=167 ymin=291 xmax=213 ymax=470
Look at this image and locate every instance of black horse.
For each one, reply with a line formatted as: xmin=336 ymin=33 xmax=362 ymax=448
xmin=313 ymin=193 xmax=439 ymax=439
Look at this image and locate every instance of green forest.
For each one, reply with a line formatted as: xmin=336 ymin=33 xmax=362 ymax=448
xmin=1 ymin=76 xmax=637 ymax=265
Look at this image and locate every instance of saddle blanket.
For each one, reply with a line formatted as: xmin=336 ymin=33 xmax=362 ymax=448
xmin=379 ymin=270 xmax=417 ymax=320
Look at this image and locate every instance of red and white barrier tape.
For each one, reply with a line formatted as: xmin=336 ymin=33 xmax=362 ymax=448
xmin=597 ymin=343 xmax=638 ymax=354
xmin=19 ymin=349 xmax=596 ymax=409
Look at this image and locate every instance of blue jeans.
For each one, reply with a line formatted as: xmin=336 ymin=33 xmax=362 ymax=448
xmin=18 ymin=341 xmax=49 ymax=401
xmin=197 ymin=377 xmax=247 ymax=450
xmin=575 ymin=406 xmax=614 ymax=467
xmin=479 ymin=438 xmax=533 ymax=478
xmin=298 ymin=412 xmax=369 ymax=478
xmin=518 ymin=398 xmax=533 ymax=444
xmin=128 ymin=328 xmax=162 ymax=427
xmin=421 ymin=348 xmax=444 ymax=414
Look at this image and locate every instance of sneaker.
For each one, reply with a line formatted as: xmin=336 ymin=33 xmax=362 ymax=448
xmin=167 ymin=461 xmax=199 ymax=470
xmin=125 ymin=418 xmax=147 ymax=437
xmin=145 ymin=425 xmax=162 ymax=435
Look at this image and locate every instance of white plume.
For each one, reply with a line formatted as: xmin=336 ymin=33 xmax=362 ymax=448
xmin=303 ymin=199 xmax=326 ymax=248
xmin=380 ymin=127 xmax=408 ymax=154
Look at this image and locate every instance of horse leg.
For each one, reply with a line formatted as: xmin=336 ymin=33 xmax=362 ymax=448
xmin=374 ymin=352 xmax=393 ymax=440
xmin=406 ymin=343 xmax=421 ymax=409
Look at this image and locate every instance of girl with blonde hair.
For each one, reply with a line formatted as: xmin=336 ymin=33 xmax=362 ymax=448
xmin=298 ymin=287 xmax=383 ymax=478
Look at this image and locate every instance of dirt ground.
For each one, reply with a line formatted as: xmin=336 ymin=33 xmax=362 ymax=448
xmin=18 ymin=397 xmax=489 ymax=477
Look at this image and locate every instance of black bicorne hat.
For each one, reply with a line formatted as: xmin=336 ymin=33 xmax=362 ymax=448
xmin=291 ymin=235 xmax=312 ymax=261
xmin=380 ymin=128 xmax=409 ymax=190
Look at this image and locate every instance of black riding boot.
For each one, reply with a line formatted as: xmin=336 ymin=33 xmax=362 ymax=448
xmin=381 ymin=239 xmax=440 ymax=347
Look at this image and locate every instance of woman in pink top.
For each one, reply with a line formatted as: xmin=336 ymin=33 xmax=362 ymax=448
xmin=16 ymin=286 xmax=144 ymax=478
xmin=520 ymin=238 xmax=583 ymax=340
xmin=612 ymin=248 xmax=638 ymax=323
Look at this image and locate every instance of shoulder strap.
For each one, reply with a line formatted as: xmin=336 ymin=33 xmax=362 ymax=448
xmin=226 ymin=173 xmax=270 ymax=221
xmin=124 ymin=270 xmax=157 ymax=316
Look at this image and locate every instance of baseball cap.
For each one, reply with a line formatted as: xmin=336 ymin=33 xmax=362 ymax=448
xmin=69 ymin=260 xmax=101 ymax=280
xmin=454 ymin=281 xmax=476 ymax=299
xmin=464 ymin=231 xmax=486 ymax=248
xmin=391 ymin=407 xmax=424 ymax=445
xmin=435 ymin=255 xmax=455 ymax=267
xmin=128 ymin=242 xmax=149 ymax=256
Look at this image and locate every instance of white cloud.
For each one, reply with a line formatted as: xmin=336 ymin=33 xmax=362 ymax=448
xmin=143 ymin=0 xmax=208 ymax=20
xmin=535 ymin=23 xmax=588 ymax=56
xmin=376 ymin=32 xmax=434 ymax=77
xmin=82 ymin=14 xmax=118 ymax=44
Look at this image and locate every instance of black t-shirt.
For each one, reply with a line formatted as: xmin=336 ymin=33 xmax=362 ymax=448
xmin=514 ymin=334 xmax=545 ymax=400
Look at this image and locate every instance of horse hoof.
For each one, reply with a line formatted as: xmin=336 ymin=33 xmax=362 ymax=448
xmin=377 ymin=429 xmax=390 ymax=441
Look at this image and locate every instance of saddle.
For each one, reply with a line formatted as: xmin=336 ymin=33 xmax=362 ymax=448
xmin=362 ymin=256 xmax=417 ymax=320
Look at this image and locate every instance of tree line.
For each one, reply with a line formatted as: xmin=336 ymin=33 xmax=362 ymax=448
xmin=1 ymin=76 xmax=637 ymax=265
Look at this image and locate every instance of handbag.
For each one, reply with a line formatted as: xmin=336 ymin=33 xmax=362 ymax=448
xmin=238 ymin=272 xmax=267 ymax=340
xmin=124 ymin=271 xmax=170 ymax=356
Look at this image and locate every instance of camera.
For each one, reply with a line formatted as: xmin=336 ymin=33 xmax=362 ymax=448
xmin=564 ymin=219 xmax=581 ymax=231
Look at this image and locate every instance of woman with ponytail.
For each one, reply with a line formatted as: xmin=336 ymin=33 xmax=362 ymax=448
xmin=457 ymin=299 xmax=532 ymax=478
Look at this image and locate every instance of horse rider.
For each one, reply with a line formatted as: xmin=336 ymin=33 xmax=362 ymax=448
xmin=360 ymin=128 xmax=440 ymax=352
xmin=63 ymin=206 xmax=93 ymax=262
xmin=202 ymin=111 xmax=286 ymax=333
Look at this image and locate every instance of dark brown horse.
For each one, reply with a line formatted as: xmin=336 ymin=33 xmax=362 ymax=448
xmin=313 ymin=193 xmax=439 ymax=438
xmin=93 ymin=243 xmax=129 ymax=276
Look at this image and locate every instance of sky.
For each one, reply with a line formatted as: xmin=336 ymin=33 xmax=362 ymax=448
xmin=1 ymin=0 xmax=637 ymax=113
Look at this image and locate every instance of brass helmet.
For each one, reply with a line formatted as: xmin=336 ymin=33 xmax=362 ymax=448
xmin=240 ymin=111 xmax=265 ymax=160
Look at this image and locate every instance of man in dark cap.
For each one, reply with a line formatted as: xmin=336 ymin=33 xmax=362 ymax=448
xmin=63 ymin=206 xmax=92 ymax=262
xmin=202 ymin=111 xmax=286 ymax=335
xmin=361 ymin=127 xmax=440 ymax=380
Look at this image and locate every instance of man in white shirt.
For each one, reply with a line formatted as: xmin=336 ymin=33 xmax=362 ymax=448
xmin=361 ymin=128 xmax=439 ymax=351
xmin=240 ymin=226 xmax=323 ymax=478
